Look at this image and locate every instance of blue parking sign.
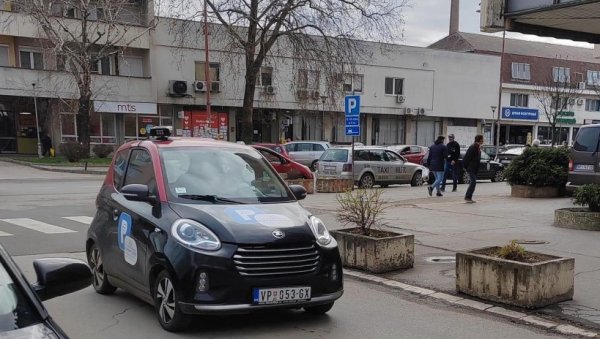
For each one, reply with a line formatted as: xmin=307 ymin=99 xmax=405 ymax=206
xmin=346 ymin=126 xmax=360 ymax=136
xmin=345 ymin=96 xmax=361 ymax=116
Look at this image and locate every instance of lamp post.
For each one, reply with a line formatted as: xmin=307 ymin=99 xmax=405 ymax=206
xmin=491 ymin=105 xmax=497 ymax=145
xmin=320 ymin=95 xmax=328 ymax=141
xmin=495 ymin=27 xmax=507 ymax=158
xmin=32 ymin=83 xmax=42 ymax=158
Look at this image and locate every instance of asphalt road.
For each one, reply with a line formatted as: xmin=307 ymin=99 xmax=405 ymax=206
xmin=0 ymin=161 xmax=574 ymax=338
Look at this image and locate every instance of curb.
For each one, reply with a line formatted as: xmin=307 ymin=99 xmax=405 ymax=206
xmin=344 ymin=269 xmax=598 ymax=338
xmin=0 ymin=158 xmax=108 ymax=175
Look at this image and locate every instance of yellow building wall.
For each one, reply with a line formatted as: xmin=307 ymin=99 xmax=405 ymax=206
xmin=0 ymin=35 xmax=16 ymax=66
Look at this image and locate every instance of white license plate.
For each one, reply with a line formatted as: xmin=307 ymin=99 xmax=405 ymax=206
xmin=252 ymin=286 xmax=311 ymax=305
xmin=575 ymin=164 xmax=594 ymax=172
xmin=501 ymin=160 xmax=511 ymax=164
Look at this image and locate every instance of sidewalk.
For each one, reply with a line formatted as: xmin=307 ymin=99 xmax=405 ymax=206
xmin=301 ymin=183 xmax=600 ymax=331
xmin=0 ymin=157 xmax=108 ymax=175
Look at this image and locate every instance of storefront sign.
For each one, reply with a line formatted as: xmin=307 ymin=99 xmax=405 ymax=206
xmin=94 ymin=101 xmax=157 ymax=115
xmin=501 ymin=107 xmax=539 ymax=121
xmin=556 ymin=118 xmax=576 ymax=124
xmin=183 ymin=111 xmax=229 ymax=139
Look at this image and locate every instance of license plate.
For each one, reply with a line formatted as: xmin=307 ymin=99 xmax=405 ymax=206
xmin=252 ymin=286 xmax=311 ymax=305
xmin=501 ymin=160 xmax=511 ymax=164
xmin=575 ymin=164 xmax=594 ymax=172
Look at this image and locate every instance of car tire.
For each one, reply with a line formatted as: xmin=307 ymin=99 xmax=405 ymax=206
xmin=310 ymin=160 xmax=318 ymax=172
xmin=411 ymin=171 xmax=423 ymax=187
xmin=491 ymin=170 xmax=504 ymax=182
xmin=87 ymin=243 xmax=117 ymax=295
xmin=462 ymin=172 xmax=471 ymax=185
xmin=359 ymin=173 xmax=375 ymax=189
xmin=304 ymin=302 xmax=334 ymax=315
xmin=154 ymin=270 xmax=191 ymax=332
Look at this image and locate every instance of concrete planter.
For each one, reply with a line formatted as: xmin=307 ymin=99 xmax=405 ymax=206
xmin=316 ymin=178 xmax=353 ymax=193
xmin=331 ymin=228 xmax=414 ymax=273
xmin=456 ymin=247 xmax=574 ymax=308
xmin=555 ymin=208 xmax=600 ymax=231
xmin=285 ymin=178 xmax=315 ymax=194
xmin=510 ymin=185 xmax=561 ymax=198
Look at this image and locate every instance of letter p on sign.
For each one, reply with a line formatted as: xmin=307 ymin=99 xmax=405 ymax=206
xmin=345 ymin=95 xmax=361 ymax=116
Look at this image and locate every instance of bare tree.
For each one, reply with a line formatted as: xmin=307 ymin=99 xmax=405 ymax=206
xmin=12 ymin=0 xmax=154 ymax=153
xmin=533 ymin=75 xmax=582 ymax=146
xmin=165 ymin=0 xmax=408 ymax=143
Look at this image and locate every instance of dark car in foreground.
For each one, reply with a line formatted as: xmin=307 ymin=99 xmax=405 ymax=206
xmin=87 ymin=128 xmax=343 ymax=332
xmin=428 ymin=150 xmax=504 ymax=184
xmin=0 ymin=243 xmax=92 ymax=339
xmin=568 ymin=124 xmax=600 ymax=192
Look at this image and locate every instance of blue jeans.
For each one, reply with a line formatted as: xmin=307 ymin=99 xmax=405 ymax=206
xmin=432 ymin=171 xmax=444 ymax=193
xmin=465 ymin=171 xmax=478 ymax=200
xmin=441 ymin=160 xmax=459 ymax=190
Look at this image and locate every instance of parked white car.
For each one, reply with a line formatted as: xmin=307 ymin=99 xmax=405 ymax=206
xmin=284 ymin=141 xmax=331 ymax=170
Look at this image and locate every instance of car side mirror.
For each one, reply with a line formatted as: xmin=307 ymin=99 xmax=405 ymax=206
xmin=289 ymin=185 xmax=307 ymax=200
xmin=32 ymin=258 xmax=92 ymax=301
xmin=280 ymin=156 xmax=288 ymax=165
xmin=122 ymin=184 xmax=155 ymax=202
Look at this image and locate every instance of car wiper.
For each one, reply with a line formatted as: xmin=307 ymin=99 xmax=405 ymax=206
xmin=178 ymin=194 xmax=243 ymax=204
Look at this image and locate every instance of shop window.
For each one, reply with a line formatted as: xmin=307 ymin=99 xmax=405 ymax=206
xmin=119 ymin=55 xmax=144 ymax=77
xmin=510 ymin=93 xmax=528 ymax=107
xmin=125 ymin=115 xmax=159 ymax=140
xmin=343 ymin=74 xmax=363 ymax=93
xmin=297 ymin=69 xmax=319 ymax=90
xmin=195 ymin=62 xmax=219 ymax=81
xmin=0 ymin=45 xmax=9 ymax=67
xmin=60 ymin=113 xmax=77 ymax=142
xmin=384 ymin=77 xmax=403 ymax=95
xmin=89 ymin=111 xmax=116 ymax=144
xmin=511 ymin=63 xmax=530 ymax=80
xmin=19 ymin=50 xmax=43 ymax=70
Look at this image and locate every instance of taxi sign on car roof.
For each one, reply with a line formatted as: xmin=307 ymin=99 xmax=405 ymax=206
xmin=149 ymin=126 xmax=172 ymax=140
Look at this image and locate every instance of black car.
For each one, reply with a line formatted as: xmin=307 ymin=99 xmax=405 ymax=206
xmin=428 ymin=149 xmax=505 ymax=184
xmin=0 ymin=243 xmax=91 ymax=338
xmin=87 ymin=128 xmax=343 ymax=332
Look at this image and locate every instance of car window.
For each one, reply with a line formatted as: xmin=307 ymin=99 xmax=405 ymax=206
xmin=321 ymin=149 xmax=349 ymax=162
xmin=112 ymin=149 xmax=129 ymax=189
xmin=480 ymin=151 xmax=490 ymax=161
xmin=313 ymin=144 xmax=325 ymax=151
xmin=273 ymin=146 xmax=284 ymax=154
xmin=284 ymin=143 xmax=295 ymax=152
xmin=574 ymin=127 xmax=600 ymax=152
xmin=260 ymin=149 xmax=280 ymax=163
xmin=369 ymin=150 xmax=387 ymax=161
xmin=385 ymin=151 xmax=401 ymax=162
xmin=0 ymin=260 xmax=40 ymax=332
xmin=297 ymin=143 xmax=312 ymax=152
xmin=123 ymin=149 xmax=157 ymax=196
xmin=410 ymin=146 xmax=421 ymax=153
xmin=355 ymin=150 xmax=370 ymax=161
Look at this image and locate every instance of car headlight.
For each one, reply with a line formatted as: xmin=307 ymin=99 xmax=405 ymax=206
xmin=171 ymin=219 xmax=221 ymax=251
xmin=309 ymin=216 xmax=332 ymax=246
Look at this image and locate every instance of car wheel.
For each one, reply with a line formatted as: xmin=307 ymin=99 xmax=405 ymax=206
xmin=462 ymin=172 xmax=471 ymax=185
xmin=310 ymin=160 xmax=318 ymax=172
xmin=411 ymin=171 xmax=423 ymax=187
xmin=304 ymin=302 xmax=334 ymax=315
xmin=154 ymin=270 xmax=191 ymax=332
xmin=492 ymin=170 xmax=504 ymax=182
xmin=87 ymin=243 xmax=117 ymax=295
xmin=359 ymin=173 xmax=375 ymax=188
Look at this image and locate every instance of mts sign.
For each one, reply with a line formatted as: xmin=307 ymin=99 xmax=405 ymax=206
xmin=117 ymin=104 xmax=137 ymax=112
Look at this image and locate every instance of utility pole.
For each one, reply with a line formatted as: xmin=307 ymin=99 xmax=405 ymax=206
xmin=495 ymin=27 xmax=507 ymax=157
xmin=203 ymin=0 xmax=212 ymax=138
xmin=32 ymin=83 xmax=42 ymax=158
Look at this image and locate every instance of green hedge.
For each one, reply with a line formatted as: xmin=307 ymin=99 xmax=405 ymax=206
xmin=504 ymin=147 xmax=569 ymax=188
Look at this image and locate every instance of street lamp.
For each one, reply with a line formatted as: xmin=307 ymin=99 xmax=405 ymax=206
xmin=490 ymin=105 xmax=497 ymax=146
xmin=320 ymin=95 xmax=328 ymax=141
xmin=32 ymin=83 xmax=42 ymax=158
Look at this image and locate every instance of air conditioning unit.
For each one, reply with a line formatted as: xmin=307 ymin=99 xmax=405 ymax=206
xmin=168 ymin=80 xmax=188 ymax=96
xmin=396 ymin=95 xmax=405 ymax=104
xmin=296 ymin=89 xmax=309 ymax=99
xmin=210 ymin=81 xmax=220 ymax=92
xmin=405 ymin=108 xmax=412 ymax=114
xmin=194 ymin=81 xmax=207 ymax=92
xmin=578 ymin=82 xmax=586 ymax=90
xmin=264 ymin=85 xmax=276 ymax=94
xmin=311 ymin=90 xmax=320 ymax=99
xmin=577 ymin=99 xmax=585 ymax=105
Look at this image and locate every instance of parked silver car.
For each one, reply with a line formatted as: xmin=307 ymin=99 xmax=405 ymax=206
xmin=316 ymin=146 xmax=429 ymax=188
xmin=285 ymin=141 xmax=331 ymax=170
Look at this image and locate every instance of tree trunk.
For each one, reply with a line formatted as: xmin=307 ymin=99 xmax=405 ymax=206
xmin=77 ymin=95 xmax=91 ymax=156
xmin=240 ymin=65 xmax=259 ymax=143
xmin=550 ymin=123 xmax=556 ymax=146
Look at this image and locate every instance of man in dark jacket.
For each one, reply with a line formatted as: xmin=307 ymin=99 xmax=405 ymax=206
xmin=463 ymin=134 xmax=484 ymax=203
xmin=441 ymin=133 xmax=461 ymax=193
xmin=426 ymin=135 xmax=448 ymax=197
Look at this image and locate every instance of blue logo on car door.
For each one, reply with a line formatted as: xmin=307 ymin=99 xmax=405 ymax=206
xmin=117 ymin=212 xmax=132 ymax=251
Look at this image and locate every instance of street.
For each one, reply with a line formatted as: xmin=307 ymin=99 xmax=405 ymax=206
xmin=0 ymin=161 xmax=583 ymax=338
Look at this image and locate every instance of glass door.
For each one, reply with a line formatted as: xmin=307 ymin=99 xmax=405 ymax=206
xmin=0 ymin=111 xmax=17 ymax=153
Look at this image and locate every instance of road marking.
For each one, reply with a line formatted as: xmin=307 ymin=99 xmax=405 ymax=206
xmin=63 ymin=216 xmax=93 ymax=225
xmin=0 ymin=230 xmax=12 ymax=237
xmin=0 ymin=218 xmax=76 ymax=234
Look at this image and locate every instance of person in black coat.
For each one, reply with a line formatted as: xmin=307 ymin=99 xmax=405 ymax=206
xmin=441 ymin=133 xmax=461 ymax=193
xmin=463 ymin=134 xmax=484 ymax=203
xmin=426 ymin=135 xmax=448 ymax=197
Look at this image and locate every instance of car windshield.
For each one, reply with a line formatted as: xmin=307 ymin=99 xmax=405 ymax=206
xmin=160 ymin=147 xmax=295 ymax=204
xmin=0 ymin=259 xmax=40 ymax=333
xmin=320 ymin=149 xmax=349 ymax=162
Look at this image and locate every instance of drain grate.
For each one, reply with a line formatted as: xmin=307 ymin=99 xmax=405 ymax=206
xmin=425 ymin=256 xmax=456 ymax=264
xmin=514 ymin=240 xmax=548 ymax=245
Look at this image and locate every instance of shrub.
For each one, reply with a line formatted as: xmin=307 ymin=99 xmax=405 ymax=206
xmin=59 ymin=142 xmax=87 ymax=162
xmin=92 ymin=144 xmax=114 ymax=159
xmin=336 ymin=189 xmax=387 ymax=236
xmin=498 ymin=240 xmax=526 ymax=261
xmin=503 ymin=147 xmax=569 ymax=187
xmin=573 ymin=184 xmax=600 ymax=212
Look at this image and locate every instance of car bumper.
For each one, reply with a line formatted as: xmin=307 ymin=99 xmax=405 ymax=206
xmin=316 ymin=173 xmax=354 ymax=180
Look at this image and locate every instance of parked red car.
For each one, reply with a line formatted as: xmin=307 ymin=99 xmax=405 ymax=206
xmin=252 ymin=145 xmax=314 ymax=179
xmin=387 ymin=145 xmax=428 ymax=164
xmin=253 ymin=143 xmax=290 ymax=158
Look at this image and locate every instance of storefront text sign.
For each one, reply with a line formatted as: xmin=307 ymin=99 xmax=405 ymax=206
xmin=94 ymin=101 xmax=157 ymax=115
xmin=501 ymin=107 xmax=538 ymax=120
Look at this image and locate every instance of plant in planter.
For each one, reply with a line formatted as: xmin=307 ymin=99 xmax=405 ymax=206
xmin=555 ymin=184 xmax=600 ymax=230
xmin=456 ymin=240 xmax=574 ymax=308
xmin=330 ymin=189 xmax=414 ymax=273
xmin=504 ymin=147 xmax=569 ymax=198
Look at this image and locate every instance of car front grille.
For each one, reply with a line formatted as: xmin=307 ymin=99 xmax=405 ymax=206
xmin=233 ymin=243 xmax=320 ymax=278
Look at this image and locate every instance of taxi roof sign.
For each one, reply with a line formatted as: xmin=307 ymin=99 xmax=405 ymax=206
xmin=149 ymin=126 xmax=172 ymax=140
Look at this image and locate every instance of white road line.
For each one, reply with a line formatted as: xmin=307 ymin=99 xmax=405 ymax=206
xmin=63 ymin=216 xmax=93 ymax=225
xmin=0 ymin=218 xmax=76 ymax=234
xmin=0 ymin=230 xmax=12 ymax=237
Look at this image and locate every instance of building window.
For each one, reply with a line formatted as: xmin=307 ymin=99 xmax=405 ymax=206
xmin=585 ymin=99 xmax=600 ymax=112
xmin=297 ymin=69 xmax=320 ymax=90
xmin=343 ymin=74 xmax=363 ymax=93
xmin=511 ymin=63 xmax=530 ymax=80
xmin=384 ymin=77 xmax=403 ymax=95
xmin=88 ymin=4 xmax=105 ymax=20
xmin=553 ymin=67 xmax=570 ymax=83
xmin=0 ymin=45 xmax=9 ymax=67
xmin=510 ymin=93 xmax=528 ymax=107
xmin=257 ymin=67 xmax=273 ymax=86
xmin=118 ymin=55 xmax=144 ymax=77
xmin=19 ymin=50 xmax=43 ymax=70
xmin=195 ymin=62 xmax=220 ymax=81
xmin=91 ymin=55 xmax=116 ymax=75
xmin=587 ymin=70 xmax=600 ymax=86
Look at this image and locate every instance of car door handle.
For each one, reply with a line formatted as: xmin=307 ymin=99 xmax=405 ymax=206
xmin=113 ymin=209 xmax=120 ymax=221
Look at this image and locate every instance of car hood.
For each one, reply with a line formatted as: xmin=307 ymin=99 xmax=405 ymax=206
xmin=168 ymin=202 xmax=317 ymax=244
xmin=0 ymin=324 xmax=59 ymax=339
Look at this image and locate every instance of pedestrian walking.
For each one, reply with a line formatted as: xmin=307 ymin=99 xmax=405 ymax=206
xmin=426 ymin=135 xmax=447 ymax=197
xmin=441 ymin=133 xmax=460 ymax=192
xmin=463 ymin=134 xmax=484 ymax=203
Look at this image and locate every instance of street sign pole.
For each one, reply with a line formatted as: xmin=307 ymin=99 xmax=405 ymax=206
xmin=351 ymin=136 xmax=355 ymax=191
xmin=345 ymin=95 xmax=361 ymax=191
